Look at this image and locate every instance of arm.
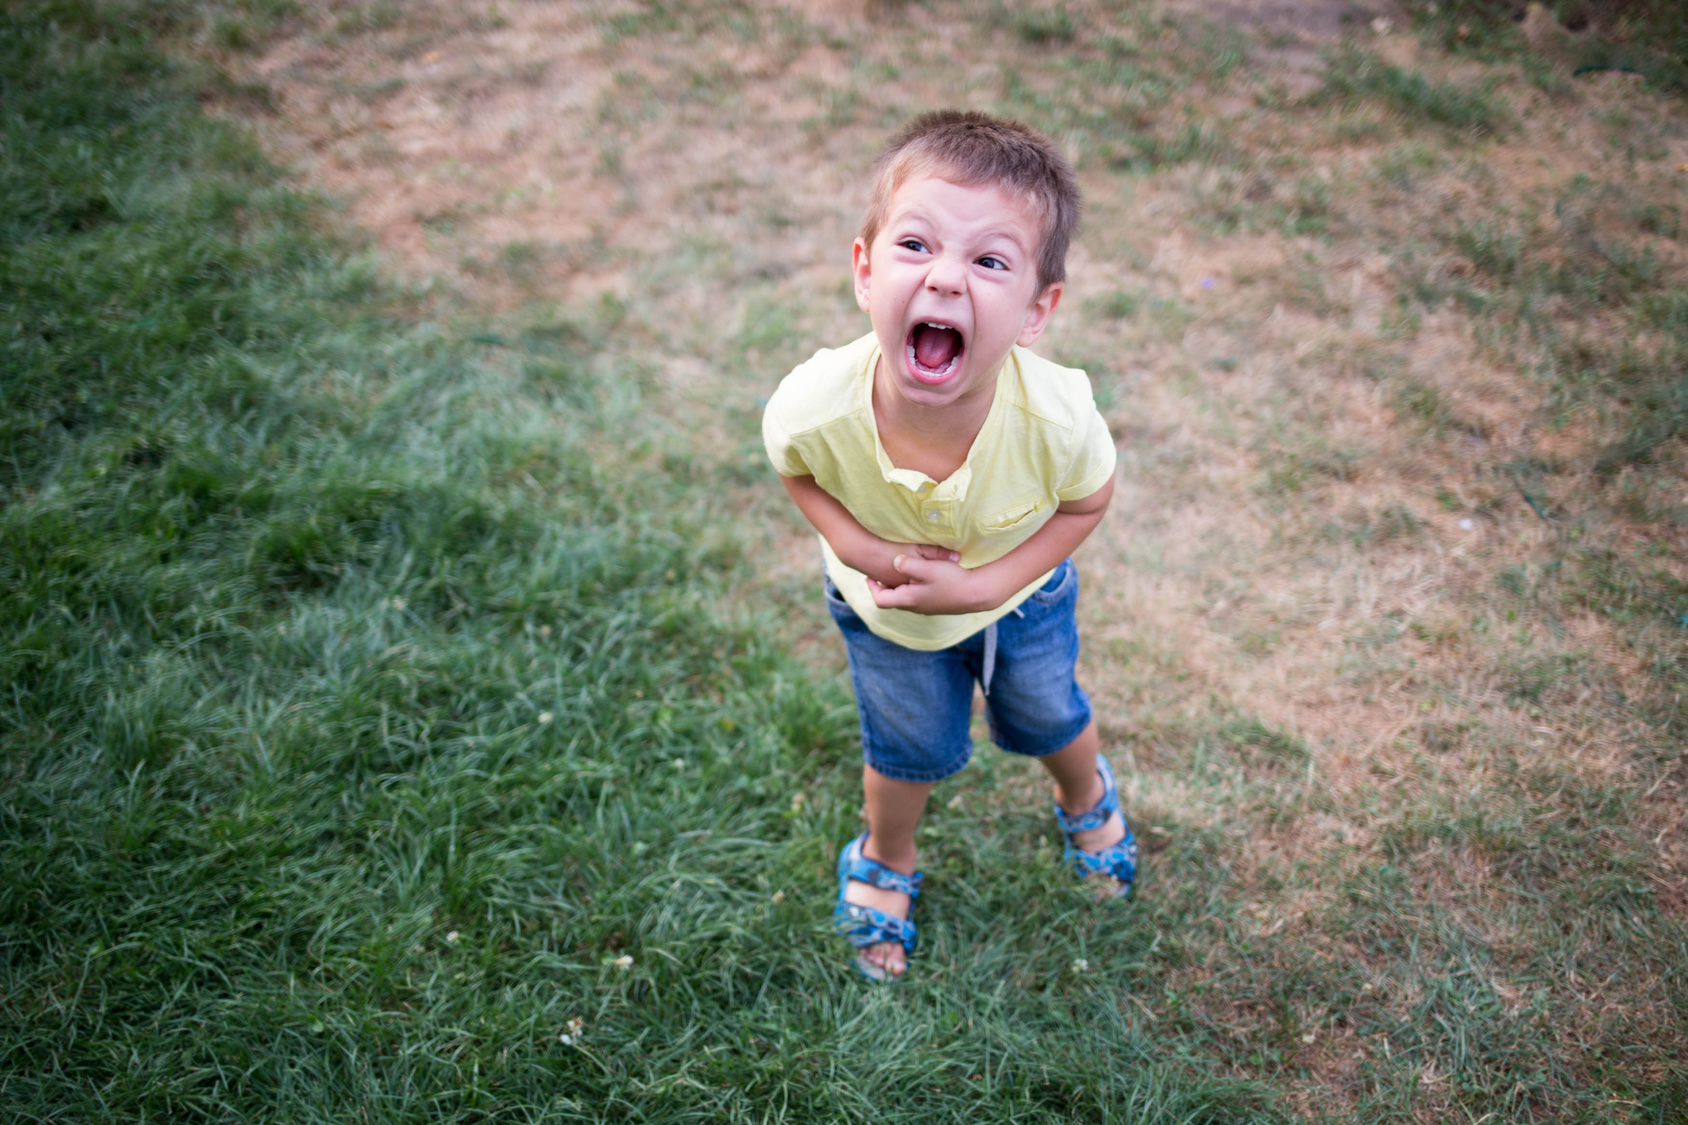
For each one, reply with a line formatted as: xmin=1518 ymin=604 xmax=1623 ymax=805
xmin=868 ymin=475 xmax=1114 ymax=615
xmin=780 ymin=473 xmax=959 ymax=590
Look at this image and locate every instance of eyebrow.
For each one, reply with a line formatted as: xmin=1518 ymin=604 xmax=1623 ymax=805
xmin=889 ymin=208 xmax=1034 ymax=256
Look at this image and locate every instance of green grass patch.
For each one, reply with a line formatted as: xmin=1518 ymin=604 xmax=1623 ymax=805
xmin=1412 ymin=1 xmax=1688 ymax=97
xmin=1388 ymin=167 xmax=1688 ymax=494
xmin=0 ymin=4 xmax=1290 ymax=1120
xmin=1314 ymin=50 xmax=1507 ymax=136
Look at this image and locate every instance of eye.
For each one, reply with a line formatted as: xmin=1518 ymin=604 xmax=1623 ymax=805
xmin=977 ymin=255 xmax=1007 ymax=271
xmin=898 ymin=238 xmax=928 ymax=253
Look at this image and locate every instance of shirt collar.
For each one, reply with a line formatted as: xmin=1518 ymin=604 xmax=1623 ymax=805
xmin=863 ymin=344 xmax=1012 ymax=503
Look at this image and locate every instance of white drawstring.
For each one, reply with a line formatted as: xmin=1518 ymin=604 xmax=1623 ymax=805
xmin=980 ymin=604 xmax=1026 ymax=696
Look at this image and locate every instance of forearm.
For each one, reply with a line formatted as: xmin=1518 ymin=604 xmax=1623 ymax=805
xmin=779 ymin=473 xmax=906 ymax=587
xmin=864 ymin=476 xmax=1115 ymax=616
xmin=969 ymin=504 xmax=1106 ymax=609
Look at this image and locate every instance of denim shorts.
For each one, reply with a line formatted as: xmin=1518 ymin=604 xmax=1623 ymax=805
xmin=825 ymin=558 xmax=1093 ymax=783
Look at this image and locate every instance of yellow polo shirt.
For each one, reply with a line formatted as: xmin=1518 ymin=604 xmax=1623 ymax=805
xmin=763 ymin=332 xmax=1116 ymax=651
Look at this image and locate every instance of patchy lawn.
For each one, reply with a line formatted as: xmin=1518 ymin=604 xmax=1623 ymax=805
xmin=5 ymin=0 xmax=1685 ymax=1120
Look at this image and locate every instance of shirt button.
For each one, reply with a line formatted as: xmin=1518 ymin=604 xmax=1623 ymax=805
xmin=925 ymin=511 xmax=941 ymax=521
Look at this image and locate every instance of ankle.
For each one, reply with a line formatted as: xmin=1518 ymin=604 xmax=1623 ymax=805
xmin=862 ymin=836 xmax=918 ymax=875
xmin=1055 ymin=772 xmax=1103 ymax=817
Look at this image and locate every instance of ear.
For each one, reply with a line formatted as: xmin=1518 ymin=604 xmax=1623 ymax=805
xmin=851 ymin=237 xmax=873 ymax=314
xmin=1016 ymin=281 xmax=1063 ymax=347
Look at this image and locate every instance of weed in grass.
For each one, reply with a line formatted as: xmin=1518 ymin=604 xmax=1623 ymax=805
xmin=1448 ymin=220 xmax=1522 ymax=284
xmin=1355 ymin=504 xmax=1426 ymax=546
xmin=334 ymin=2 xmax=401 ymax=37
xmin=209 ymin=0 xmax=298 ymax=51
xmin=1629 ymin=200 xmax=1683 ymax=240
xmin=495 ymin=238 xmax=542 ymax=284
xmin=1391 ymin=379 xmax=1458 ymax=435
xmin=1373 ymin=142 xmax=1439 ymax=192
xmin=1085 ymin=288 xmax=1138 ymax=320
xmin=1012 ymin=5 xmax=1076 ymax=47
xmin=1314 ymin=49 xmax=1507 ymax=136
xmin=1219 ymin=717 xmax=1309 ymax=770
xmin=1258 ymin=447 xmax=1359 ymax=497
xmin=1104 ymin=120 xmax=1235 ymax=173
xmin=1503 ymin=651 xmax=1586 ymax=705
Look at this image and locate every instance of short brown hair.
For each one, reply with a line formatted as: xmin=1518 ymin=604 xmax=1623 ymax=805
xmin=859 ymin=110 xmax=1080 ymax=296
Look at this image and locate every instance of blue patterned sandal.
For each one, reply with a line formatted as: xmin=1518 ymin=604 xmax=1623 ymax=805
xmin=1054 ymin=755 xmax=1139 ymax=897
xmin=834 ymin=832 xmax=922 ymax=982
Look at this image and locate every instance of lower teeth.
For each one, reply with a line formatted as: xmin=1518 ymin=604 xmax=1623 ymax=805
xmin=908 ymin=347 xmax=953 ymax=376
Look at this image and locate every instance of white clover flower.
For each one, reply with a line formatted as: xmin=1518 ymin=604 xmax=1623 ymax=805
xmin=560 ymin=1017 xmax=585 ymax=1045
xmin=1071 ymin=958 xmax=1089 ymax=973
xmin=445 ymin=930 xmax=460 ymax=944
xmin=612 ymin=954 xmax=633 ymax=971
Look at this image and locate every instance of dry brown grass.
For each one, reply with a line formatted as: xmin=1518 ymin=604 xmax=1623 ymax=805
xmin=211 ymin=0 xmax=1688 ymax=1115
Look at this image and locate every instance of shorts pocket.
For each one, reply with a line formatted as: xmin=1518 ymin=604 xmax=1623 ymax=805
xmin=1026 ymin=559 xmax=1075 ymax=605
xmin=823 ymin=575 xmax=857 ymax=617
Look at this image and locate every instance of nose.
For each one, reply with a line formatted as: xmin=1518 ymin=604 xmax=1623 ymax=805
xmin=924 ymin=252 xmax=966 ymax=297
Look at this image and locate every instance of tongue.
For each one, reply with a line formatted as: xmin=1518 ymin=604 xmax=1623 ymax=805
xmin=913 ymin=324 xmax=962 ymax=370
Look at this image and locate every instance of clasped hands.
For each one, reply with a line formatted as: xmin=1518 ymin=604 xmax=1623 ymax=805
xmin=863 ymin=542 xmax=1005 ymax=615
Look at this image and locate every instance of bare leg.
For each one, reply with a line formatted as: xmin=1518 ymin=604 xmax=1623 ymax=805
xmin=846 ymin=764 xmax=934 ymax=978
xmin=1037 ymin=720 xmax=1127 ymax=855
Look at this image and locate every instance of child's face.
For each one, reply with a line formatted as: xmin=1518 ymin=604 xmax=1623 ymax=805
xmin=853 ymin=174 xmax=1061 ymax=413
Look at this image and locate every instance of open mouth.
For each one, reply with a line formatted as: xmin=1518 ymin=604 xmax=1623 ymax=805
xmin=905 ymin=321 xmax=965 ymax=383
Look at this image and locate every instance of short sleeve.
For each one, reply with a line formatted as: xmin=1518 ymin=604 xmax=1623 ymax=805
xmin=762 ymin=391 xmax=811 ymax=477
xmin=1054 ymin=407 xmax=1116 ymax=502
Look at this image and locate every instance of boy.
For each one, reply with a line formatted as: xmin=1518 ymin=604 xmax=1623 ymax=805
xmin=762 ymin=111 xmax=1136 ymax=981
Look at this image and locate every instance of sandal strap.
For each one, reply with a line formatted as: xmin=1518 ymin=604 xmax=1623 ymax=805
xmin=1053 ymin=755 xmax=1121 ymax=835
xmin=840 ymin=835 xmax=923 ymax=898
xmin=834 ymin=902 xmax=918 ymax=954
xmin=1054 ymin=756 xmax=1139 ymax=892
xmin=1066 ymin=829 xmax=1139 ymax=887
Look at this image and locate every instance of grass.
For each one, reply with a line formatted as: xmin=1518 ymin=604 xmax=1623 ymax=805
xmin=1415 ymin=0 xmax=1688 ymax=96
xmin=6 ymin=0 xmax=1688 ymax=1122
xmin=0 ymin=3 xmax=1283 ymax=1121
xmin=1313 ymin=51 xmax=1506 ymax=137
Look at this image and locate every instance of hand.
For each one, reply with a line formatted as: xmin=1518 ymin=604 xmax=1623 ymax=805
xmin=867 ymin=552 xmax=1003 ymax=615
xmin=864 ymin=542 xmax=959 ymax=589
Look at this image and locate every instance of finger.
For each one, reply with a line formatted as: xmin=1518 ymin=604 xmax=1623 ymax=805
xmin=891 ymin=554 xmax=936 ymax=582
xmin=870 ymin=581 xmax=918 ymax=610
